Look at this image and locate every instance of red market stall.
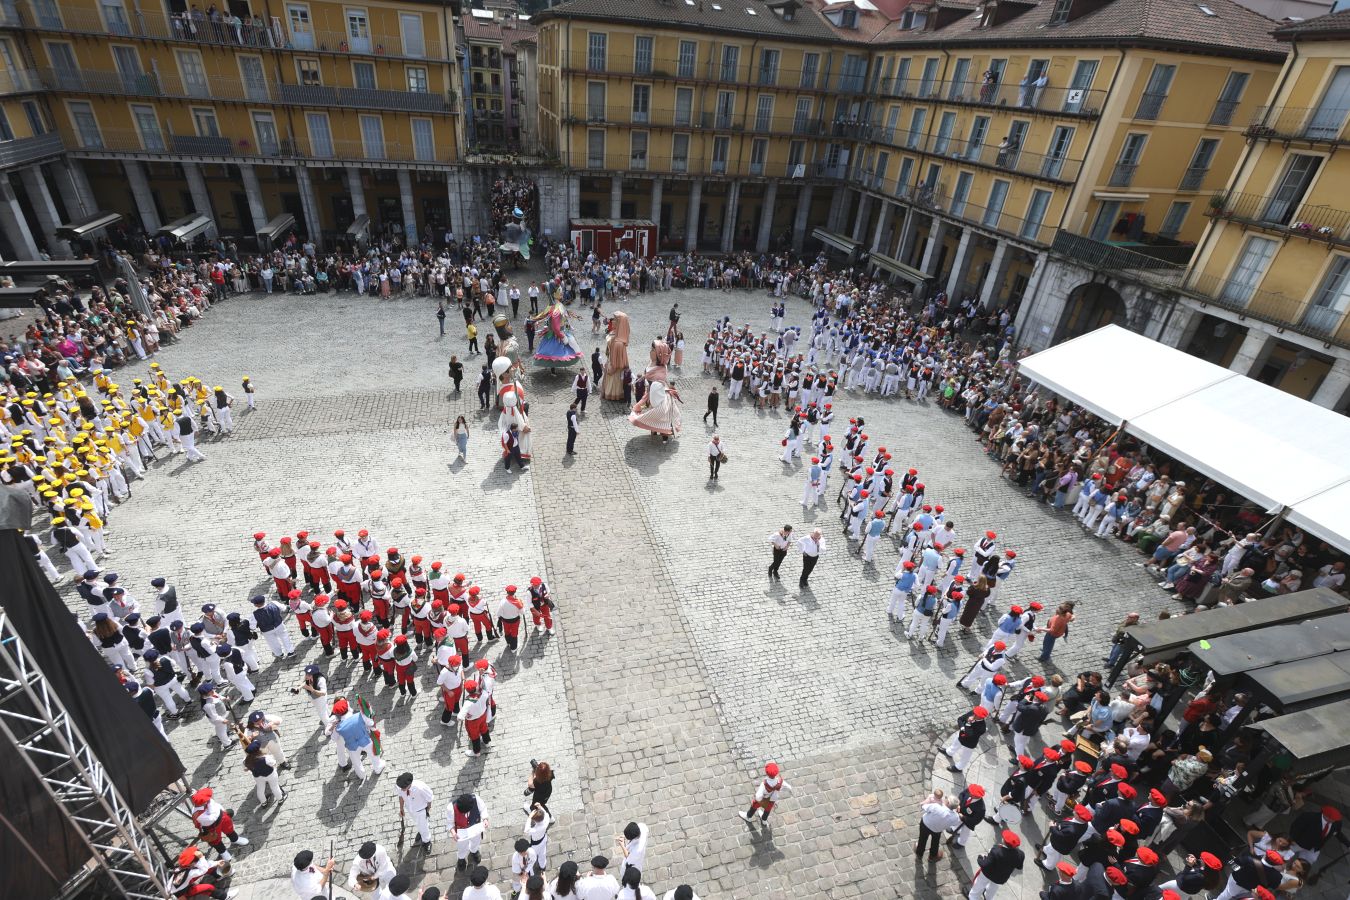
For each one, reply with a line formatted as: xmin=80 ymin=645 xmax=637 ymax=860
xmin=569 ymin=218 xmax=657 ymax=259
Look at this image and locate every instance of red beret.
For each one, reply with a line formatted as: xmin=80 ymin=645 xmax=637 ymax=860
xmin=376 ymin=628 xmax=389 ymax=640
xmin=993 ymin=641 xmax=1006 ymax=651
xmin=334 ymin=599 xmax=348 ymax=609
xmin=908 ymin=468 xmax=917 ymax=475
xmin=1017 ymin=754 xmax=1034 ymax=769
xmin=1265 ymin=850 xmax=1285 ymax=866
xmin=1034 ymin=691 xmax=1049 ymax=702
xmin=1118 ymin=783 xmax=1138 ymax=799
xmin=993 ymin=674 xmax=1008 ymax=685
xmin=1043 ymin=748 xmax=1061 ymax=761
xmin=308 ymin=540 xmax=319 ymax=549
xmin=1106 ymin=830 xmax=1125 ymax=847
xmin=1150 ymin=789 xmax=1167 ymax=806
xmin=1074 ymin=805 xmax=1093 ymax=821
xmin=968 ymin=784 xmax=986 ymax=798
xmin=1006 ymin=550 xmax=1017 ymax=559
xmin=359 ymin=611 xmax=372 ymax=620
xmin=986 ymin=531 xmax=997 ymax=539
xmin=1162 ymin=892 xmax=1181 ymax=900
xmin=530 ymin=577 xmax=542 ymax=586
xmin=1001 ymin=830 xmax=1020 ymax=847
xmin=287 ymin=589 xmax=301 ymax=599
xmin=1060 ymin=739 xmax=1078 ymax=753
xmin=431 ymin=561 xmax=443 ymax=569
xmin=1119 ymin=818 xmax=1139 ymax=835
xmin=334 ymin=529 xmax=345 ymax=536
xmin=1056 ymin=861 xmax=1077 ymax=879
xmin=1031 ymin=675 xmax=1046 ymax=687
xmin=1324 ymin=805 xmax=1343 ymax=822
xmin=268 ymin=548 xmax=281 ymax=557
xmin=474 ymin=659 xmax=489 ymax=670
xmin=1105 ymin=865 xmax=1127 ymax=884
xmin=1200 ymin=852 xmax=1222 ymax=869
xmin=1028 ymin=602 xmax=1043 ymax=611
xmin=469 ymin=586 xmax=480 ymax=595
xmin=1137 ymin=847 xmax=1158 ymax=865
xmin=296 ymin=530 xmax=309 ymax=538
xmin=449 ymin=604 xmax=462 ymax=614
xmin=253 ymin=531 xmax=266 ymax=540
xmin=954 ymin=548 xmax=965 ymax=556
xmin=1011 ymin=605 xmax=1024 ymax=615
xmin=904 ymin=561 xmax=916 ymax=569
xmin=1110 ymin=764 xmax=1129 ymax=779
xmin=935 ymin=505 xmax=944 ymax=512
xmin=387 ymin=547 xmax=398 ymax=555
xmin=279 ymin=536 xmax=291 ymax=544
xmin=411 ymin=555 xmax=422 ymax=564
xmin=973 ymin=706 xmax=989 ymax=719
xmin=394 ymin=634 xmax=407 ymax=644
xmin=1255 ymin=890 xmax=1275 ymax=900
xmin=358 ymin=529 xmax=368 ymax=537
xmin=505 ymin=585 xmax=517 ymax=593
xmin=1075 ymin=760 xmax=1093 ymax=774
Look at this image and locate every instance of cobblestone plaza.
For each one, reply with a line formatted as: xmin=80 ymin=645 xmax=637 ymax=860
xmin=65 ymin=282 xmax=1202 ymax=900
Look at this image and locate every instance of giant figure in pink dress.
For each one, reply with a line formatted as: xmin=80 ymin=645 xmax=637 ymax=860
xmin=628 ymin=338 xmax=682 ymax=441
xmin=531 ymin=299 xmax=582 ymax=367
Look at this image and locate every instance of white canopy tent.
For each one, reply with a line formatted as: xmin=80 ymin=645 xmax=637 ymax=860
xmin=1017 ymin=325 xmax=1350 ymax=554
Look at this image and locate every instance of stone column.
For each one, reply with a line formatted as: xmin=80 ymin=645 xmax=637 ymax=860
xmin=1228 ymin=328 xmax=1275 ymax=377
xmin=945 ymin=230 xmax=974 ymax=299
xmin=294 ymin=164 xmax=323 ymax=251
xmin=397 ymin=169 xmax=418 ymax=245
xmin=0 ymin=174 xmax=39 ymax=259
xmin=685 ymin=179 xmax=703 ymax=251
xmin=791 ymin=183 xmax=814 ymax=252
xmin=18 ymin=166 xmax=71 ymax=258
xmin=894 ymin=211 xmax=918 ymax=266
xmin=347 ymin=167 xmax=368 ymax=219
xmin=919 ymin=220 xmax=948 ymax=276
xmin=53 ymin=160 xmax=94 ymax=220
xmin=850 ymin=193 xmax=871 ymax=243
xmin=181 ymin=162 xmax=217 ymax=237
xmin=238 ymin=163 xmax=270 ymax=235
xmin=649 ymin=177 xmax=663 ymax=223
xmin=610 ymin=176 xmax=622 ymax=219
xmin=870 ymin=201 xmax=894 ymax=254
xmin=826 ymin=187 xmax=850 ymax=233
xmin=755 ymin=179 xmax=778 ymax=253
xmin=721 ymin=181 xmax=741 ymax=254
xmin=1155 ymin=304 xmax=1201 ymax=350
xmin=1312 ymin=356 xmax=1350 ymax=410
xmin=124 ymin=160 xmax=161 ymax=233
xmin=978 ymin=240 xmax=1011 ymax=310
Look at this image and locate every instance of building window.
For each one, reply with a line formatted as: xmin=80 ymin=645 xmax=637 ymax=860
xmin=239 ymin=55 xmax=268 ymax=101
xmin=632 ymin=83 xmax=650 ymax=124
xmin=800 ymin=52 xmax=818 ymax=89
xmin=587 ymin=33 xmax=607 ymax=72
xmin=950 ymin=171 xmax=972 ymax=216
xmin=346 ymin=8 xmax=371 ymax=53
xmin=758 ymin=48 xmax=779 ymax=86
xmin=306 ymin=112 xmax=333 ymax=156
xmin=671 ymin=132 xmax=689 ymax=172
xmin=933 ymin=111 xmax=956 ymax=154
xmin=678 ymin=40 xmax=696 ymax=79
xmin=1180 ymin=138 xmax=1218 ymax=190
xmin=1263 ymin=154 xmax=1322 ymax=225
xmin=130 ymin=104 xmax=163 ymax=151
xmin=1210 ymin=71 xmax=1249 ymax=126
xmin=1134 ymin=63 xmax=1175 ymax=120
xmin=287 ymin=4 xmax=314 ymax=49
xmin=1049 ymin=0 xmax=1072 ymax=24
xmin=675 ymin=87 xmax=693 ymax=126
xmin=983 ymin=180 xmax=1009 ymax=227
xmin=1042 ymin=125 xmax=1075 ymax=179
xmin=906 ymin=108 xmax=926 ymax=149
xmin=352 ymin=61 xmax=376 ymax=90
xmin=787 ymin=139 xmax=805 ymax=174
xmin=176 ymin=49 xmax=209 ymax=97
xmin=949 ymin=58 xmax=971 ymax=99
xmin=587 ymin=81 xmax=606 ymax=121
xmin=755 ymin=94 xmax=774 ymax=132
xmin=918 ymin=57 xmax=939 ymax=97
xmin=1064 ymin=59 xmax=1098 ymax=113
xmin=407 ymin=66 xmax=428 ymax=93
xmin=1222 ymin=236 xmax=1278 ymax=306
xmin=749 ymin=137 xmax=767 ymax=175
xmin=191 ymin=107 xmax=220 ymax=137
xmin=712 ymin=135 xmax=730 ymax=173
xmin=22 ymin=100 xmax=45 ymax=135
xmin=1308 ymin=66 xmax=1350 ymax=140
xmin=1305 ymin=256 xmax=1350 ymax=335
xmin=400 ymin=12 xmax=425 ymax=57
xmin=359 ymin=113 xmax=385 ymax=158
xmin=587 ymin=129 xmax=605 ymax=168
xmin=412 ymin=118 xmax=434 ymax=160
xmin=794 ymin=97 xmax=813 ymax=134
xmin=297 ymin=58 xmax=322 ymax=86
xmin=1158 ymin=201 xmax=1190 ymax=238
xmin=1110 ymin=133 xmax=1147 ymax=187
xmin=634 ymin=36 xmax=653 ymax=75
xmin=720 ymin=45 xmax=739 ymax=82
xmin=252 ymin=111 xmax=280 ymax=155
xmin=715 ymin=90 xmax=736 ymax=129
xmin=1022 ymin=188 xmax=1051 ymax=240
xmin=630 ymin=131 xmax=648 ymax=170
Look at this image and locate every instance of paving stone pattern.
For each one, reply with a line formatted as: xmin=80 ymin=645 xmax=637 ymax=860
xmin=63 ymin=282 xmax=1219 ymax=899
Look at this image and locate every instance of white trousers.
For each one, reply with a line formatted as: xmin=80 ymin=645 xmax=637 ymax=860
xmin=181 ymin=432 xmax=207 ymax=462
xmin=456 ymin=829 xmax=483 ymax=860
xmin=887 ymin=588 xmax=909 ymax=618
xmin=803 ymin=481 xmax=820 ymax=506
xmin=945 ymin=734 xmax=974 ymax=771
xmin=349 ymin=746 xmax=384 ymax=780
xmin=261 ymin=627 xmax=294 ymax=658
xmin=862 ymin=534 xmax=880 ymax=562
xmin=968 ymin=872 xmax=1003 ymax=900
xmin=63 ymin=543 xmax=98 ymax=576
xmin=254 ymin=771 xmax=282 ymax=803
xmin=37 ymin=550 xmax=61 ymax=581
xmin=933 ymin=617 xmax=953 ymax=647
xmin=101 ymin=642 xmax=138 ymax=671
xmin=153 ymin=680 xmax=190 ymax=714
xmin=217 ymin=407 xmax=234 ymax=433
xmin=225 ymin=667 xmax=255 ymax=701
xmin=409 ymin=805 xmax=432 ymax=844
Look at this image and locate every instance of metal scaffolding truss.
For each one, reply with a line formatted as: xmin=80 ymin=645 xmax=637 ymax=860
xmin=0 ymin=608 xmax=174 ymax=900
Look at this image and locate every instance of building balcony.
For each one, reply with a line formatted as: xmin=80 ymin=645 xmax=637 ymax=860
xmin=877 ymin=77 xmax=1105 ymax=120
xmin=0 ymin=2 xmax=444 ymax=61
xmin=472 ymin=83 xmax=504 ymax=96
xmin=1183 ymin=270 xmax=1349 ymax=348
xmin=565 ymin=108 xmax=834 ymax=139
xmin=1050 ymin=230 xmax=1194 ymax=278
xmin=1205 ymin=190 xmax=1350 ymax=249
xmin=1178 ymin=166 xmax=1210 ymax=192
xmin=1247 ymin=106 xmax=1350 ymax=145
xmin=874 ymin=127 xmax=1084 ymax=185
xmin=38 ymin=68 xmax=457 ymax=114
xmin=0 ymin=67 xmax=41 ymax=95
xmin=1107 ymin=163 xmax=1138 ymax=188
xmin=0 ymin=131 xmax=65 ymax=168
xmin=560 ymin=54 xmax=832 ymax=94
xmin=68 ymin=127 xmax=452 ymax=166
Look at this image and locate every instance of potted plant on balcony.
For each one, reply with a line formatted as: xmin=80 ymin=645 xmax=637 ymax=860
xmin=1208 ymin=194 xmax=1230 ymax=217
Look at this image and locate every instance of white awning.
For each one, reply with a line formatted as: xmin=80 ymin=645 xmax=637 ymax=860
xmin=1018 ymin=324 xmax=1350 ymax=553
xmin=811 ymin=227 xmax=859 ymax=255
xmin=156 ymin=213 xmax=213 ymax=242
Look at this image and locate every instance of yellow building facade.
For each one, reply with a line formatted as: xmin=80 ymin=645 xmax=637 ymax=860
xmin=1175 ymin=13 xmax=1350 ymax=407
xmin=0 ymin=0 xmax=467 ymax=252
